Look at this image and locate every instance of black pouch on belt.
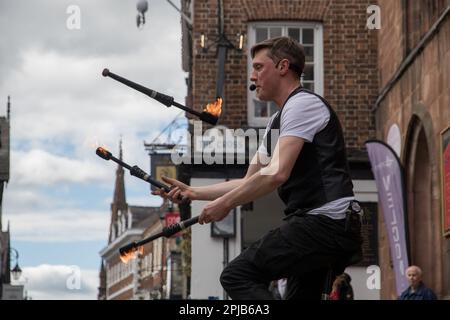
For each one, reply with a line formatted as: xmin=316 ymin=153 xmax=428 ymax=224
xmin=345 ymin=201 xmax=362 ymax=233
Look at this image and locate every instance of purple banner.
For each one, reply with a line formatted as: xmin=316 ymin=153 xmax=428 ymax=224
xmin=365 ymin=140 xmax=409 ymax=296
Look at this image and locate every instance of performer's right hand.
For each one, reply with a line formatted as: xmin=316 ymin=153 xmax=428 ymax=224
xmin=151 ymin=176 xmax=194 ymax=203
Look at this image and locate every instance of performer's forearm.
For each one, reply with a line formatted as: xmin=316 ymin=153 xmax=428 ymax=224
xmin=191 ymin=179 xmax=245 ymax=201
xmin=220 ymin=170 xmax=284 ymax=210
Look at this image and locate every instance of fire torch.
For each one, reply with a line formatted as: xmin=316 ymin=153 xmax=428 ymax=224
xmin=96 ymin=146 xmax=168 ymax=191
xmin=96 ymin=146 xmax=195 ymax=262
xmin=95 ymin=146 xmax=190 ymax=203
xmin=118 ymin=216 xmax=199 ymax=263
xmin=101 ymin=68 xmax=222 ymax=125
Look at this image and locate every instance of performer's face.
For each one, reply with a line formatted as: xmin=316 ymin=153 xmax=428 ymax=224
xmin=250 ymin=49 xmax=281 ymax=102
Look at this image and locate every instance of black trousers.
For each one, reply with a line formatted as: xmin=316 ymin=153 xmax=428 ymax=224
xmin=220 ymin=213 xmax=362 ymax=300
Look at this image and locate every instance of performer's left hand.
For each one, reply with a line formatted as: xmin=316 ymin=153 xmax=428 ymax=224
xmin=199 ymin=197 xmax=231 ymax=224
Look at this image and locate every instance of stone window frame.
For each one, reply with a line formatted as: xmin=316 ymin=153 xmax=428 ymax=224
xmin=247 ymin=22 xmax=324 ymax=127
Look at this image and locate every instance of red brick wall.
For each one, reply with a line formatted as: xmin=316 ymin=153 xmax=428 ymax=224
xmin=377 ymin=0 xmax=405 ymax=88
xmin=107 ymin=274 xmax=133 ymax=299
xmin=191 ymin=0 xmax=378 ymax=150
xmin=376 ymin=0 xmax=450 ymax=299
xmin=375 ymin=0 xmax=448 ymax=90
xmin=322 ymin=0 xmax=378 ymax=149
xmin=111 ymin=289 xmax=134 ymax=300
xmin=406 ymin=0 xmax=448 ymax=52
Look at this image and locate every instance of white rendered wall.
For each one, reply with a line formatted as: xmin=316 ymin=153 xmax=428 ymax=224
xmin=347 ymin=179 xmax=380 ymax=300
xmin=190 ymin=178 xmax=242 ymax=300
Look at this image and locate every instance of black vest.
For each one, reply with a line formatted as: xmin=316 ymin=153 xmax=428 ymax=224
xmin=265 ymin=88 xmax=354 ymax=215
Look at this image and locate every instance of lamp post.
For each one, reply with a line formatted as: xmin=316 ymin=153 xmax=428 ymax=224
xmin=10 ymin=248 xmax=22 ymax=281
xmin=159 ymin=208 xmax=167 ymax=299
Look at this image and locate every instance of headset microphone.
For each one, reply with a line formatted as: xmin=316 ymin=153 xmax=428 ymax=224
xmin=249 ymin=84 xmax=256 ymax=91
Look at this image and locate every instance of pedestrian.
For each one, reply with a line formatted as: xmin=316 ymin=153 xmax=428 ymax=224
xmin=398 ymin=265 xmax=437 ymax=300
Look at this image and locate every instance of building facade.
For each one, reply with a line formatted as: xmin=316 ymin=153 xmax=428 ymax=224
xmin=179 ymin=0 xmax=380 ymax=299
xmin=0 ymin=96 xmax=11 ymax=298
xmin=0 ymin=96 xmax=24 ymax=300
xmin=375 ymin=0 xmax=450 ymax=299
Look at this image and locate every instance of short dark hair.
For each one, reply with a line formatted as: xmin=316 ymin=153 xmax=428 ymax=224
xmin=250 ymin=36 xmax=305 ymax=77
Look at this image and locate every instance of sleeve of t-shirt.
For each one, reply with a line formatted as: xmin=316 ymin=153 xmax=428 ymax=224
xmin=279 ymin=92 xmax=330 ymax=143
xmin=257 ymin=113 xmax=277 ymax=156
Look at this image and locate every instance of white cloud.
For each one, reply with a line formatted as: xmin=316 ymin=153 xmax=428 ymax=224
xmin=3 ymin=142 xmax=166 ymax=242
xmin=13 ymin=265 xmax=98 ymax=300
xmin=0 ymin=0 xmax=187 ymax=88
xmin=8 ymin=47 xmax=186 ymax=148
xmin=5 ymin=210 xmax=109 ymax=242
xmin=11 ymin=149 xmax=111 ymax=186
xmin=1 ymin=188 xmax=52 ymax=211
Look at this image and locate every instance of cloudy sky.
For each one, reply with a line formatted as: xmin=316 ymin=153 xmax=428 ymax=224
xmin=1 ymin=0 xmax=187 ymax=299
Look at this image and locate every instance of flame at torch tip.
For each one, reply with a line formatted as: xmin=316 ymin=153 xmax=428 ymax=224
xmin=204 ymin=97 xmax=222 ymax=117
xmin=95 ymin=146 xmax=112 ymax=160
xmin=119 ymin=246 xmax=144 ymax=264
xmin=97 ymin=146 xmax=108 ymax=153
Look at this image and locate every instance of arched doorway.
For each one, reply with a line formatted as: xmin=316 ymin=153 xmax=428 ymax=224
xmin=404 ymin=114 xmax=442 ymax=293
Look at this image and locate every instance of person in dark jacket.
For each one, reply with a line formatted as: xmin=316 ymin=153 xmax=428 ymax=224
xmin=399 ymin=265 xmax=437 ymax=300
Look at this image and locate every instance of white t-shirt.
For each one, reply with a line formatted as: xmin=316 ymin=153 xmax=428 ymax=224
xmin=258 ymin=91 xmax=355 ymax=219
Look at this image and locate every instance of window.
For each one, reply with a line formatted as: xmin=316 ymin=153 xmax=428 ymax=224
xmin=149 ymin=252 xmax=153 ymax=273
xmin=153 ymin=241 xmax=160 ymax=273
xmin=112 ymin=265 xmax=116 ymax=284
xmin=247 ymin=22 xmax=324 ymax=127
xmin=121 ymin=214 xmax=126 ymax=233
xmin=143 ymin=252 xmax=153 ymax=277
xmin=116 ymin=220 xmax=121 ymax=236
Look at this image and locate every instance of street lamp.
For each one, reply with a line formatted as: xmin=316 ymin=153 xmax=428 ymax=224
xmin=136 ymin=0 xmax=193 ymax=29
xmin=10 ymin=248 xmax=22 ymax=281
xmin=136 ymin=0 xmax=148 ymax=29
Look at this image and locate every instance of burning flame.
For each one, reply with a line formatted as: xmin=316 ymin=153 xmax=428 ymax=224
xmin=203 ymin=97 xmax=222 ymax=117
xmin=97 ymin=146 xmax=108 ymax=156
xmin=119 ymin=246 xmax=144 ymax=264
xmin=88 ymin=137 xmax=110 ymax=150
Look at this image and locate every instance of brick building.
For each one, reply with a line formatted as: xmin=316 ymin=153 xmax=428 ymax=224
xmin=0 ymin=96 xmax=24 ymax=300
xmin=179 ymin=0 xmax=379 ymax=299
xmin=0 ymin=97 xmax=11 ymax=297
xmin=374 ymin=0 xmax=449 ymax=299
